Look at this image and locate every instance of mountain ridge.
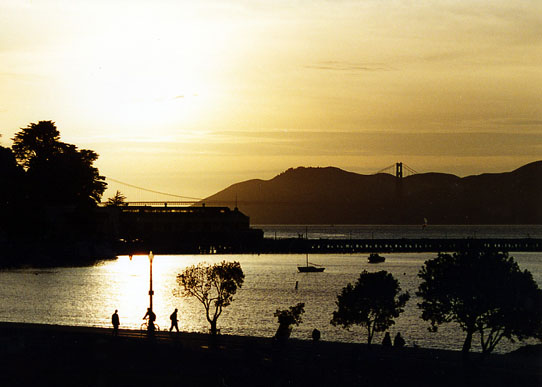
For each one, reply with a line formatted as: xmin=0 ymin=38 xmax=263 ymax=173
xmin=202 ymin=161 xmax=542 ymax=225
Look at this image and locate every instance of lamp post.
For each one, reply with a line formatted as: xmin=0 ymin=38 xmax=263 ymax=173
xmin=148 ymin=251 xmax=154 ymax=312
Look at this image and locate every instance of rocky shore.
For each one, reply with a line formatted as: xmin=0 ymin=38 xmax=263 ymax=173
xmin=0 ymin=322 xmax=540 ymax=387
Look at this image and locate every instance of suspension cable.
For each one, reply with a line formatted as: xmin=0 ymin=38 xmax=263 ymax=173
xmin=105 ymin=177 xmax=203 ymax=200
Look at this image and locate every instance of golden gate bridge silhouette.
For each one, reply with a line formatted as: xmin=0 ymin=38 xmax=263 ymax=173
xmin=377 ymin=162 xmax=418 ymax=179
xmin=104 ymin=162 xmax=418 ymax=206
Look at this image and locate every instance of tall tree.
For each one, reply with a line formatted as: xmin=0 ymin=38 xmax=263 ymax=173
xmin=331 ymin=270 xmax=410 ymax=345
xmin=11 ymin=121 xmax=106 ymax=206
xmin=0 ymin=145 xmax=25 ymax=233
xmin=176 ymin=261 xmax=244 ymax=335
xmin=11 ymin=120 xmax=62 ymax=169
xmin=417 ymin=249 xmax=542 ymax=355
xmin=0 ymin=145 xmax=24 ymax=204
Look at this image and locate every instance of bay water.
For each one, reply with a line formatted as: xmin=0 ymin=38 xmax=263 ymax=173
xmin=0 ymin=225 xmax=541 ymax=354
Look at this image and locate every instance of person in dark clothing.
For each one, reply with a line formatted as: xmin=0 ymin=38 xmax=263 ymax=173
xmin=111 ymin=310 xmax=120 ymax=335
xmin=169 ymin=308 xmax=179 ymax=332
xmin=393 ymin=332 xmax=405 ymax=348
xmin=311 ymin=328 xmax=321 ymax=342
xmin=382 ymin=332 xmax=392 ymax=346
xmin=143 ymin=308 xmax=156 ymax=332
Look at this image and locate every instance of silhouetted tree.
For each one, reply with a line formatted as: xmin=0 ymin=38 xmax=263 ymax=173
xmin=417 ymin=249 xmax=542 ymax=355
xmin=274 ymin=302 xmax=305 ymax=341
xmin=11 ymin=121 xmax=62 ymax=169
xmin=105 ymin=190 xmax=127 ymax=207
xmin=0 ymin=145 xmax=25 ymax=238
xmin=1 ymin=122 xmax=111 ymax=265
xmin=176 ymin=261 xmax=244 ymax=335
xmin=331 ymin=270 xmax=410 ymax=346
xmin=11 ymin=121 xmax=106 ymax=206
xmin=0 ymin=145 xmax=24 ymax=206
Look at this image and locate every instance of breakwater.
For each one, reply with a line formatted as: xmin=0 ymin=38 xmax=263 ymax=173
xmin=258 ymin=237 xmax=542 ymax=254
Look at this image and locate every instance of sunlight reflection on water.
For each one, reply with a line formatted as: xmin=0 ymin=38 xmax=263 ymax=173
xmin=0 ymin=252 xmax=540 ymax=353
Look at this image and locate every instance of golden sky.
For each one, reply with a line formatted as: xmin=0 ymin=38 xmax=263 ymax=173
xmin=1 ymin=0 xmax=541 ymax=200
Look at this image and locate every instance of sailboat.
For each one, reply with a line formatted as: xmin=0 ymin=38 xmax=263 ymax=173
xmin=297 ymin=253 xmax=325 ymax=272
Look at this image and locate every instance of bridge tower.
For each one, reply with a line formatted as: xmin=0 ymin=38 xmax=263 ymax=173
xmin=376 ymin=162 xmax=419 ymax=223
xmin=395 ymin=162 xmax=403 ymax=178
xmin=395 ymin=162 xmax=404 ymax=223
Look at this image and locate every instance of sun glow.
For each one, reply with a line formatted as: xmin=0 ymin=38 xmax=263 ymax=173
xmin=66 ymin=52 xmax=215 ymax=135
xmin=108 ymin=254 xmax=210 ymax=330
xmin=108 ymin=255 xmax=153 ymax=328
xmin=34 ymin=4 xmax=241 ymax=139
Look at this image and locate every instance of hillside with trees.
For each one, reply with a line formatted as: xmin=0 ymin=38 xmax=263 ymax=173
xmin=201 ymin=161 xmax=542 ymax=225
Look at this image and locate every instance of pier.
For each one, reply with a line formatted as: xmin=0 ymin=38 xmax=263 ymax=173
xmin=121 ymin=237 xmax=542 ymax=255
xmin=257 ymin=237 xmax=542 ymax=254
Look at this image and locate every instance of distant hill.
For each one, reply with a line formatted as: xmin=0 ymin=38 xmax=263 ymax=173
xmin=201 ymin=161 xmax=542 ymax=225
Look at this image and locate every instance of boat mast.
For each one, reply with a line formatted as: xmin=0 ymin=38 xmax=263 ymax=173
xmin=306 ymin=226 xmax=309 ymax=266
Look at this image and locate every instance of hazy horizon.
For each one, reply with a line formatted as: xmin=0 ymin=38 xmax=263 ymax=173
xmin=1 ymin=0 xmax=540 ymax=201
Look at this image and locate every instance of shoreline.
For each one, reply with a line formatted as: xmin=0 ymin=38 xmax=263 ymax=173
xmin=1 ymin=322 xmax=540 ymax=387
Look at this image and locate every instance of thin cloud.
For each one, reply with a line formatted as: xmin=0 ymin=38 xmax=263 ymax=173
xmin=195 ymin=130 xmax=542 ymax=158
xmin=305 ymin=61 xmax=393 ymax=72
xmin=493 ymin=119 xmax=542 ymax=127
xmin=174 ymin=94 xmax=198 ymax=99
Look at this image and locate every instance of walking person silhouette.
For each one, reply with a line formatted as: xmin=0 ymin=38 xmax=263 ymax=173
xmin=169 ymin=308 xmax=179 ymax=332
xmin=111 ymin=309 xmax=120 ymax=335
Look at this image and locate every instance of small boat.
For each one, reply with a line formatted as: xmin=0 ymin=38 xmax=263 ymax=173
xmin=298 ymin=253 xmax=325 ymax=272
xmin=368 ymin=253 xmax=385 ymax=264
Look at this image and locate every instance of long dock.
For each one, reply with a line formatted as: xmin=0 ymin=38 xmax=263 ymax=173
xmin=257 ymin=237 xmax=542 ymax=254
xmin=118 ymin=237 xmax=542 ymax=255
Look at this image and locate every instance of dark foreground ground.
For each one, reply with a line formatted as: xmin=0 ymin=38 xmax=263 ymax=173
xmin=0 ymin=322 xmax=540 ymax=387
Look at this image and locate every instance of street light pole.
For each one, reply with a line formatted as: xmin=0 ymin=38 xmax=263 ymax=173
xmin=148 ymin=251 xmax=154 ymax=312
